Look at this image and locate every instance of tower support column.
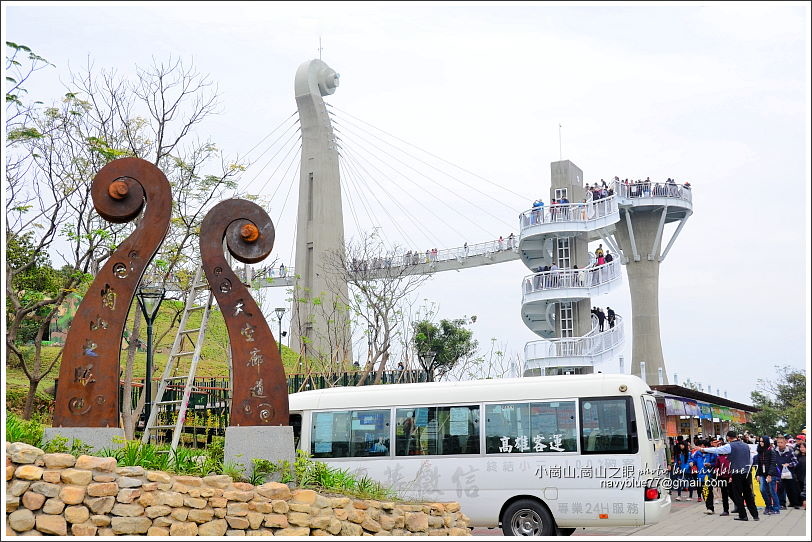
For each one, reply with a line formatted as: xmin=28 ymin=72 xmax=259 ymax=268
xmin=613 ymin=209 xmax=667 ymax=385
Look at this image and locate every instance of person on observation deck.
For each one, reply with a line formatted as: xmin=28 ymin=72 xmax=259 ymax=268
xmin=596 ymin=307 xmax=606 ymax=332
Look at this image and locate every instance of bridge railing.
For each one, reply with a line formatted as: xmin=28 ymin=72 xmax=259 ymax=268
xmin=611 ymin=180 xmax=692 ymax=204
xmin=252 ymin=265 xmax=295 ymax=282
xmin=522 ymin=260 xmax=620 ymax=294
xmin=349 ymin=237 xmax=519 ymax=273
xmin=525 ymin=315 xmax=624 ymax=361
xmin=519 ymin=196 xmax=618 ymax=229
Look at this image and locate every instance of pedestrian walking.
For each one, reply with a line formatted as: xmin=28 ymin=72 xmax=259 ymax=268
xmin=607 ymin=307 xmax=616 ymax=329
xmin=715 ymin=445 xmax=734 ymax=515
xmin=673 ymin=441 xmax=693 ymax=501
xmin=795 ymin=440 xmax=806 ymax=509
xmin=697 ymin=431 xmax=760 ymax=521
xmin=696 ymin=440 xmax=718 ymax=513
xmin=755 ymin=436 xmax=780 ymax=514
xmin=775 ymin=435 xmax=802 ymax=509
xmin=596 ymin=308 xmax=606 ymax=331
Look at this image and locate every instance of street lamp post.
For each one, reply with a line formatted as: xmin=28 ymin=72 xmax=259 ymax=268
xmin=367 ymin=324 xmax=374 ymax=367
xmin=136 ymin=285 xmax=166 ymax=426
xmin=274 ymin=307 xmax=286 ymax=357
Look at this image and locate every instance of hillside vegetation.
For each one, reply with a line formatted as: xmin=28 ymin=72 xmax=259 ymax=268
xmin=6 ymin=299 xmax=307 ymax=419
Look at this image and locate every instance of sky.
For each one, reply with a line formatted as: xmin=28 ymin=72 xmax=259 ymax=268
xmin=4 ymin=1 xmax=810 ymax=406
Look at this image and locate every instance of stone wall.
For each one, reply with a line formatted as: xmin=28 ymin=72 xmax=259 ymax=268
xmin=5 ymin=442 xmax=471 ymax=536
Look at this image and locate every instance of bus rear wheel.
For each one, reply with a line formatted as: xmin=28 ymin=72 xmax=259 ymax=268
xmin=501 ymin=499 xmax=556 ymax=536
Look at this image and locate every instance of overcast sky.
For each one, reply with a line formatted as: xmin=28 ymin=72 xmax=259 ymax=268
xmin=4 ymin=1 xmax=810 ymax=405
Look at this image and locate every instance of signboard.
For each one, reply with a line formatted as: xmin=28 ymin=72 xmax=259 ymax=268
xmin=666 ymin=417 xmax=679 ymax=437
xmin=665 ymin=398 xmax=685 ymax=415
xmin=698 ymin=403 xmax=713 ymax=420
xmin=683 ymin=400 xmax=700 ymax=417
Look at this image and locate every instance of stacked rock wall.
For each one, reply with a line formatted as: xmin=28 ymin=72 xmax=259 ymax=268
xmin=5 ymin=442 xmax=471 ymax=536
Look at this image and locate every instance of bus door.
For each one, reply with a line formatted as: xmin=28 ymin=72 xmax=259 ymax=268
xmin=641 ymin=396 xmax=667 ymax=485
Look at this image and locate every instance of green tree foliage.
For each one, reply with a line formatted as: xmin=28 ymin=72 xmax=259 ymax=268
xmin=5 ymin=43 xmax=244 ymax=424
xmin=745 ymin=365 xmax=806 ymax=436
xmin=412 ymin=317 xmax=478 ymax=381
xmin=5 ymin=235 xmax=77 ymax=348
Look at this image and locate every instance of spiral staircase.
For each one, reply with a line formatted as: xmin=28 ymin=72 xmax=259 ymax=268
xmin=518 ymin=190 xmax=624 ymax=375
xmin=518 ymin=163 xmax=694 ymax=379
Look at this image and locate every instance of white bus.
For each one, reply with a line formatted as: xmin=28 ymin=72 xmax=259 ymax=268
xmin=288 ymin=373 xmax=670 ymax=536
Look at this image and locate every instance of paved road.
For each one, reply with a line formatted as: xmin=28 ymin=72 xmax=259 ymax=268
xmin=473 ymin=498 xmax=808 ymax=537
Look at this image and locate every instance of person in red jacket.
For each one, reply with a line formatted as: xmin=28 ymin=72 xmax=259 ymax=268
xmin=714 ymin=447 xmax=734 ymax=516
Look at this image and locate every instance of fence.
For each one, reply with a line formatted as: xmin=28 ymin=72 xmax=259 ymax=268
xmin=54 ymin=369 xmax=428 ymax=442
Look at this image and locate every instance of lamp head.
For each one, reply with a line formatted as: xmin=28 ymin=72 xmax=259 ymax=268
xmin=137 ymin=285 xmax=165 ymax=322
xmin=275 ymin=307 xmax=286 ymax=320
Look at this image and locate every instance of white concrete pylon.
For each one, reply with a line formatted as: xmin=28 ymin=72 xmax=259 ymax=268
xmin=290 ymin=59 xmax=352 ymax=363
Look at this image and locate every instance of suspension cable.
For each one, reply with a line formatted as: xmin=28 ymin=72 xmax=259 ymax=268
xmin=328 ymin=104 xmax=532 ymax=201
xmin=333 ymin=120 xmax=497 ymax=238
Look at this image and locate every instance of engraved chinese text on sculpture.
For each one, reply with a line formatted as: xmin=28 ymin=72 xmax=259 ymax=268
xmin=52 ymin=158 xmax=172 ymax=428
xmin=199 ymin=199 xmax=289 ymax=426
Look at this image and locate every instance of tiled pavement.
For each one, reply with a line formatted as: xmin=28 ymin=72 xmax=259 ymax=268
xmin=472 ymin=499 xmax=808 ymax=537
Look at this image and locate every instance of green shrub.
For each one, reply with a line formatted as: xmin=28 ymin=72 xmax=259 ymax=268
xmin=41 ymin=434 xmax=93 ymax=456
xmin=259 ymin=449 xmax=398 ymax=500
xmin=5 ymin=412 xmax=44 ymax=446
xmin=221 ymin=461 xmax=246 ymax=482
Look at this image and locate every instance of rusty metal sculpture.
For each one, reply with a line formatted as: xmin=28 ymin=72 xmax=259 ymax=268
xmin=53 ymin=158 xmax=172 ymax=428
xmin=200 ymin=199 xmax=289 ymax=426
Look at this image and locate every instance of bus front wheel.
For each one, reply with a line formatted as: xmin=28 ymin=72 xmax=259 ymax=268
xmin=501 ymin=499 xmax=556 ymax=536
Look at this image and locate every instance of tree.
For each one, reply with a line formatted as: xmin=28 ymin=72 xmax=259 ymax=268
xmin=322 ymin=232 xmax=434 ymax=385
xmin=5 ymin=45 xmax=244 ymax=429
xmin=681 ymin=379 xmax=702 ymax=392
xmin=447 ymin=337 xmax=521 ymax=381
xmin=745 ymin=365 xmax=806 ymax=437
xmin=5 ymin=42 xmax=118 ymax=419
xmin=412 ymin=317 xmax=478 ymax=381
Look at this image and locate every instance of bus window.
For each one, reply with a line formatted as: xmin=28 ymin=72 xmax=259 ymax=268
xmin=395 ymin=405 xmax=479 ymax=456
xmin=643 ymin=399 xmax=661 ymax=440
xmin=643 ymin=399 xmax=661 ymax=441
xmin=580 ymin=397 xmax=637 ymax=454
xmin=485 ymin=401 xmax=577 ymax=454
xmin=311 ymin=409 xmax=390 ymax=458
xmin=289 ymin=413 xmax=302 ymax=450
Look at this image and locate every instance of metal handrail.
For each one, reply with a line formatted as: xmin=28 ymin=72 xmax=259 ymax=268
xmin=519 ymin=196 xmax=618 ymax=229
xmin=525 ymin=315 xmax=624 ymax=361
xmin=522 ymin=260 xmax=620 ymax=294
xmin=611 ymin=180 xmax=692 ymax=204
xmin=348 ymin=237 xmax=519 ymax=273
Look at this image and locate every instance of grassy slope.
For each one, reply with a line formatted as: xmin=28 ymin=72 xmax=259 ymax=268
xmin=5 ymin=299 xmax=305 ymax=414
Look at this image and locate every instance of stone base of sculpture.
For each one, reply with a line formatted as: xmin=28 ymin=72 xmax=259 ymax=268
xmin=225 ymin=426 xmax=295 ymax=481
xmin=43 ymin=427 xmax=126 ymax=454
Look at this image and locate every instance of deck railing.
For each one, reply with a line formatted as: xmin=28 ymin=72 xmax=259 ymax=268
xmin=522 ymin=259 xmax=620 ymax=294
xmin=519 ymin=196 xmax=618 ymax=230
xmin=524 ymin=315 xmax=624 ymax=361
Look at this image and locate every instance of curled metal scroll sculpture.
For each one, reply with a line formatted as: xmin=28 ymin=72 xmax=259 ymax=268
xmin=200 ymin=199 xmax=289 ymax=426
xmin=53 ymin=158 xmax=172 ymax=427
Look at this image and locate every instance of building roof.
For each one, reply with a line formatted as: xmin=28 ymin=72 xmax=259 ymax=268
xmin=651 ymin=385 xmax=758 ymax=412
